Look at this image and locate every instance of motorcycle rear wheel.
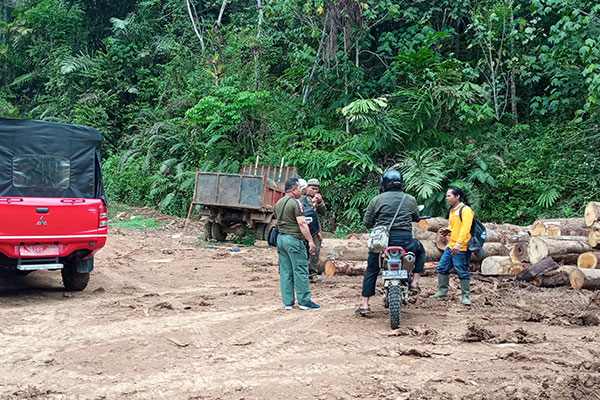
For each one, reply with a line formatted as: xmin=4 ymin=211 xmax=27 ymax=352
xmin=389 ymin=284 xmax=401 ymax=329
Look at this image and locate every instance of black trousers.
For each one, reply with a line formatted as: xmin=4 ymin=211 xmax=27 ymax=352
xmin=361 ymin=230 xmax=426 ymax=298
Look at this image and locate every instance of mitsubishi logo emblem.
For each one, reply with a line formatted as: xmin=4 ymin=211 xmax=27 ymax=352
xmin=36 ymin=216 xmax=47 ymax=226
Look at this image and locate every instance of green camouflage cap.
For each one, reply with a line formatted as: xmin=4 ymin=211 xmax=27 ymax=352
xmin=307 ymin=178 xmax=320 ymax=186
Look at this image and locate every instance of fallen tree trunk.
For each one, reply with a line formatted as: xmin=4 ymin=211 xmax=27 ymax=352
xmin=413 ymin=228 xmax=437 ymax=241
xmin=531 ymin=265 xmax=577 ymax=288
xmin=584 ymin=202 xmax=600 ymax=227
xmin=435 ymin=230 xmax=449 ymax=251
xmin=417 ymin=217 xmax=448 ymax=232
xmin=531 ymin=218 xmax=586 ymax=236
xmin=578 ymin=251 xmax=600 ymax=269
xmin=482 ymin=229 xmax=503 ymax=243
xmin=324 ymin=260 xmax=366 ymax=276
xmin=318 ymin=239 xmax=369 ymax=271
xmin=568 ymin=267 xmax=600 ymax=290
xmin=485 ymin=223 xmax=531 ymax=245
xmin=516 ymin=257 xmax=559 ymax=282
xmin=318 ymin=238 xmax=443 ymax=271
xmin=422 ymin=240 xmax=443 ymax=262
xmin=551 ymin=253 xmax=583 ymax=265
xmin=527 ymin=237 xmax=592 ymax=264
xmin=471 ymin=242 xmax=509 ymax=261
xmin=589 ymin=222 xmax=600 ymax=248
xmin=500 ymin=231 xmax=531 ymax=245
xmin=481 ymin=256 xmax=524 ymax=276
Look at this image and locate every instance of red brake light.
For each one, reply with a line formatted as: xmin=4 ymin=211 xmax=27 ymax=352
xmin=390 ymin=264 xmax=400 ymax=270
xmin=99 ymin=203 xmax=108 ymax=227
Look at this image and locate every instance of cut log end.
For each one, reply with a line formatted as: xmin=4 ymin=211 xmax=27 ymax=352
xmin=584 ymin=202 xmax=600 ymax=227
xmin=577 ymin=252 xmax=600 ymax=269
xmin=569 ymin=268 xmax=586 ymax=290
xmin=513 ymin=242 xmax=529 ymax=263
xmin=589 ymin=225 xmax=600 ymax=248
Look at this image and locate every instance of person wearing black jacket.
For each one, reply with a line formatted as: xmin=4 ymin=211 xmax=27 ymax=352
xmin=301 ymin=180 xmax=323 ymax=281
xmin=355 ymin=170 xmax=426 ymax=315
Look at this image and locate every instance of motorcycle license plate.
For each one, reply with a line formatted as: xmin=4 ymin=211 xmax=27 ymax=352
xmin=20 ymin=244 xmax=59 ymax=257
xmin=382 ymin=269 xmax=408 ymax=280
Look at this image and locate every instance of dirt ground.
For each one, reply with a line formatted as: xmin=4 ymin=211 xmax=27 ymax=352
xmin=1 ymin=209 xmax=600 ymax=400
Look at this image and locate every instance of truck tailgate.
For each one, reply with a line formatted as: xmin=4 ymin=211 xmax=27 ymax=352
xmin=0 ymin=197 xmax=104 ymax=238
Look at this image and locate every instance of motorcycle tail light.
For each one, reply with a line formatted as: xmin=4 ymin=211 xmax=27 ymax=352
xmin=390 ymin=263 xmax=400 ymax=270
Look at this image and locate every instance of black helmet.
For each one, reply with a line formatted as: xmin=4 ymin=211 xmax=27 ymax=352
xmin=381 ymin=169 xmax=403 ymax=192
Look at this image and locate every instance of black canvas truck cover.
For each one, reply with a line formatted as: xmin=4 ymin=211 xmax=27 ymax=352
xmin=0 ymin=118 xmax=106 ymax=201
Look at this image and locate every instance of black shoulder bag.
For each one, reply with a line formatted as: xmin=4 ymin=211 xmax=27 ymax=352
xmin=268 ymin=197 xmax=292 ymax=247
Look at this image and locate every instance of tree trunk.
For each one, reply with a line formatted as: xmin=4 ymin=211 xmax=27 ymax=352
xmin=527 ymin=237 xmax=592 ymax=264
xmin=318 ymin=239 xmax=368 ymax=268
xmin=584 ymin=202 xmax=600 ymax=227
xmin=577 ymin=252 xmax=600 ymax=269
xmin=422 ymin=240 xmax=443 ymax=262
xmin=500 ymin=231 xmax=531 ymax=245
xmin=253 ymin=0 xmax=264 ymax=91
xmin=324 ymin=260 xmax=366 ymax=276
xmin=568 ymin=267 xmax=600 ymax=290
xmin=513 ymin=242 xmax=529 ymax=262
xmin=531 ymin=265 xmax=576 ymax=288
xmin=516 ymin=257 xmax=559 ymax=281
xmin=551 ymin=253 xmax=583 ymax=265
xmin=481 ymin=256 xmax=523 ymax=275
xmin=471 ymin=242 xmax=509 ymax=261
xmin=483 ymin=228 xmax=503 ymax=243
xmin=435 ymin=230 xmax=449 ymax=251
xmin=186 ymin=0 xmax=205 ymax=54
xmin=413 ymin=228 xmax=437 ymax=241
xmin=589 ymin=222 xmax=600 ymax=248
xmin=531 ymin=218 xmax=586 ymax=236
xmin=417 ymin=217 xmax=448 ymax=232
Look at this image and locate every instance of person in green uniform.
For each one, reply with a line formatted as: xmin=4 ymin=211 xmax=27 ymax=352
xmin=274 ymin=177 xmax=321 ymax=310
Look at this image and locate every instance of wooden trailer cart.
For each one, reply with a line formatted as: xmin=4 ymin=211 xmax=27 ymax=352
xmin=194 ymin=164 xmax=298 ymax=241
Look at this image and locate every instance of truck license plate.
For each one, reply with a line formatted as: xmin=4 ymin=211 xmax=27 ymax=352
xmin=382 ymin=269 xmax=408 ymax=279
xmin=20 ymin=244 xmax=59 ymax=257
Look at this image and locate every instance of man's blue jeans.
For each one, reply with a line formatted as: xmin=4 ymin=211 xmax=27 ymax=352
xmin=437 ymin=247 xmax=471 ymax=280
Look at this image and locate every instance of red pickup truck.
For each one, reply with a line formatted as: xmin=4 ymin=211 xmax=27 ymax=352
xmin=0 ymin=119 xmax=108 ymax=291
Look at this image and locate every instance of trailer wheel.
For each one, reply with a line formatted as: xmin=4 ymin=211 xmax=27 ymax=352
xmin=211 ymin=223 xmax=227 ymax=242
xmin=62 ymin=257 xmax=91 ymax=291
xmin=204 ymin=221 xmax=214 ymax=240
xmin=254 ymin=223 xmax=267 ymax=241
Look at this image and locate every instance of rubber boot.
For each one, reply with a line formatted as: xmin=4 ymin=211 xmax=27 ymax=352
xmin=460 ymin=279 xmax=472 ymax=305
xmin=430 ymin=274 xmax=450 ymax=298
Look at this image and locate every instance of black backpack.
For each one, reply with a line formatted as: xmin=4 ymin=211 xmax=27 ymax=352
xmin=458 ymin=206 xmax=487 ymax=252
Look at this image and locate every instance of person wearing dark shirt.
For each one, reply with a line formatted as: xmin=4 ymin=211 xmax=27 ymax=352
xmin=274 ymin=178 xmax=320 ymax=310
xmin=355 ymin=170 xmax=426 ymax=315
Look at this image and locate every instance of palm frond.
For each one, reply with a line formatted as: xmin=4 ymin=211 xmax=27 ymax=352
xmin=398 ymin=149 xmax=447 ymax=200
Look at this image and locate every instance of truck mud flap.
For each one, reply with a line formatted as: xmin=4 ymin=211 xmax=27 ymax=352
xmin=76 ymin=257 xmax=94 ymax=273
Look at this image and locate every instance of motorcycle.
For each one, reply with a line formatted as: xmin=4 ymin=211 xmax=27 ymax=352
xmin=381 ymin=246 xmax=415 ymax=329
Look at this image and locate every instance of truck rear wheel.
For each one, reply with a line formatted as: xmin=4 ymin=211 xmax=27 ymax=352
xmin=211 ymin=223 xmax=227 ymax=242
xmin=204 ymin=221 xmax=214 ymax=240
xmin=254 ymin=223 xmax=267 ymax=241
xmin=62 ymin=257 xmax=91 ymax=291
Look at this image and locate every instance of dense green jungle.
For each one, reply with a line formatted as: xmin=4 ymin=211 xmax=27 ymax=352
xmin=1 ymin=0 xmax=599 ymax=232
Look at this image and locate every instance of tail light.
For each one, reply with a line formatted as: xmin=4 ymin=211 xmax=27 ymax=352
xmin=99 ymin=203 xmax=108 ymax=228
xmin=390 ymin=263 xmax=400 ymax=270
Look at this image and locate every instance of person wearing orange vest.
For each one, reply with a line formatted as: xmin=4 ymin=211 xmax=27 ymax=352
xmin=430 ymin=186 xmax=473 ymax=305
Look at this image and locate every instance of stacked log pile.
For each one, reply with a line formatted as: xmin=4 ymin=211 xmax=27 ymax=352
xmin=317 ymin=202 xmax=600 ymax=290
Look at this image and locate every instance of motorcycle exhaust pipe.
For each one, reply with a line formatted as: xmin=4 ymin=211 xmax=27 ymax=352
xmin=402 ymin=252 xmax=415 ymax=272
